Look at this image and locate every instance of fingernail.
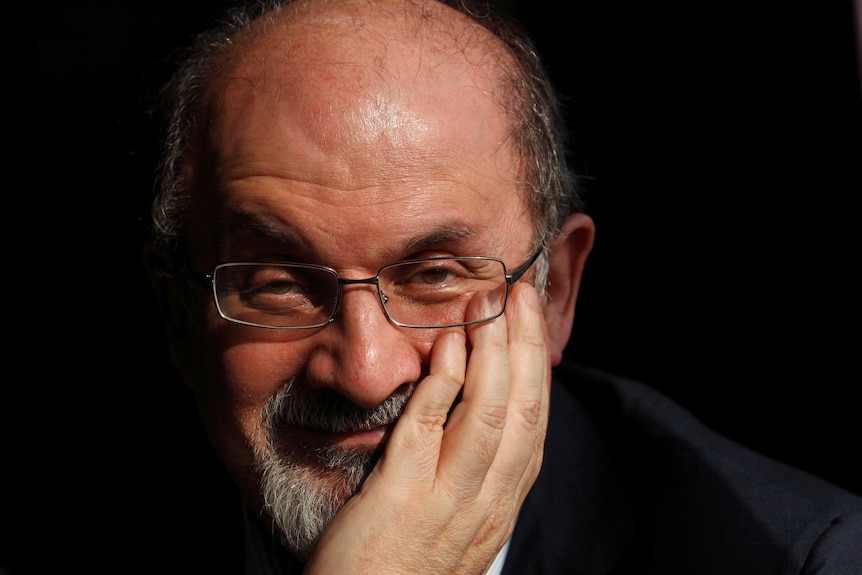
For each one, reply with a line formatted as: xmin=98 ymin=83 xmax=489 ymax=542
xmin=450 ymin=330 xmax=466 ymax=347
xmin=485 ymin=289 xmax=501 ymax=315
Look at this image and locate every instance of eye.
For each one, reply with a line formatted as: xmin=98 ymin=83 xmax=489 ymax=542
xmin=220 ymin=265 xmax=329 ymax=311
xmin=241 ymin=273 xmax=309 ymax=306
xmin=241 ymin=267 xmax=304 ymax=293
xmin=256 ymin=280 xmax=298 ymax=295
xmin=381 ymin=259 xmax=477 ymax=301
xmin=394 ymin=260 xmax=468 ymax=287
xmin=415 ymin=266 xmax=453 ymax=284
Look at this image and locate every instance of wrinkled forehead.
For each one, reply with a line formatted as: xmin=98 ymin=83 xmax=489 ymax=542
xmin=178 ymin=0 xmax=534 ymax=267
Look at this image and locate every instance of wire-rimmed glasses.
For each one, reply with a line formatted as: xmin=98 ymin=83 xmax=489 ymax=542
xmin=194 ymin=251 xmax=541 ymax=329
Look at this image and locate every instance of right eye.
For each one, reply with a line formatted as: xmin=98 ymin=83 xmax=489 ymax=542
xmin=252 ymin=279 xmax=298 ymax=295
xmin=407 ymin=265 xmax=457 ymax=286
xmin=225 ymin=266 xmax=323 ymax=312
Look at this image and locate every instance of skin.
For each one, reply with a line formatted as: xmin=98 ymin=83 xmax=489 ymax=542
xmin=157 ymin=0 xmax=594 ymax=572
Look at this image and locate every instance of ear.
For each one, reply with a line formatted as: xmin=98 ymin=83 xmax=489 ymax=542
xmin=142 ymin=244 xmax=198 ymax=386
xmin=541 ymin=213 xmax=595 ymax=366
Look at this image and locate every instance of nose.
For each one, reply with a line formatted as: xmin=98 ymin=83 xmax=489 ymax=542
xmin=304 ymin=284 xmax=425 ymax=408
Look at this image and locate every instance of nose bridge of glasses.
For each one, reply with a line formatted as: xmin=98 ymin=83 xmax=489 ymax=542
xmin=337 ymin=276 xmax=381 ymax=287
xmin=332 ymin=275 xmax=390 ymax=317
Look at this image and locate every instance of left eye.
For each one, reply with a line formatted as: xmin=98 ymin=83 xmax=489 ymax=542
xmin=415 ymin=267 xmax=452 ymax=284
xmin=261 ymin=281 xmax=298 ymax=294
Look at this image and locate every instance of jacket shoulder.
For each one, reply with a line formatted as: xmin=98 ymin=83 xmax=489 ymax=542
xmin=548 ymin=362 xmax=862 ymax=573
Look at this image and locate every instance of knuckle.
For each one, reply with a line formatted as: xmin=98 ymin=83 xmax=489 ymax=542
xmin=478 ymin=402 xmax=508 ymax=431
xmin=412 ymin=411 xmax=449 ymax=433
xmin=520 ymin=324 xmax=546 ymax=350
xmin=473 ymin=502 xmax=516 ymax=550
xmin=440 ymin=369 xmax=466 ymax=389
xmin=517 ymin=398 xmax=543 ymax=428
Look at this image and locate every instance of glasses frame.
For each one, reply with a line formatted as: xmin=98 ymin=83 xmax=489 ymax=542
xmin=191 ymin=249 xmax=542 ymax=329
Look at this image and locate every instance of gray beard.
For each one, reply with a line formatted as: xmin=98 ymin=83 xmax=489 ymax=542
xmin=255 ymin=382 xmax=413 ymax=561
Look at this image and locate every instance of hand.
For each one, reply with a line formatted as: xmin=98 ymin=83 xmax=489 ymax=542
xmin=303 ymin=282 xmax=550 ymax=574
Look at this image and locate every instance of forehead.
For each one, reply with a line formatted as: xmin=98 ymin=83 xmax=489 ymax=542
xmin=186 ymin=0 xmax=532 ymax=266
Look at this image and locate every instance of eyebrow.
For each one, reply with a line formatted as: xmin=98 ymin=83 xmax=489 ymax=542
xmin=221 ymin=208 xmax=481 ymax=259
xmin=221 ymin=209 xmax=312 ymax=252
xmin=396 ymin=223 xmax=477 ymax=253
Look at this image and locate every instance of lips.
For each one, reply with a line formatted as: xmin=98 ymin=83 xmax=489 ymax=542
xmin=297 ymin=422 xmax=392 ymax=448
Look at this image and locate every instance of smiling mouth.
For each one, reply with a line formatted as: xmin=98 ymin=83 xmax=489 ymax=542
xmin=297 ymin=422 xmax=393 ymax=448
xmin=265 ymin=381 xmax=413 ymax=455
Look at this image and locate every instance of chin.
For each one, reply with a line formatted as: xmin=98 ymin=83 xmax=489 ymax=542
xmin=256 ymin=435 xmax=383 ymax=560
xmin=250 ymin=379 xmax=410 ymax=558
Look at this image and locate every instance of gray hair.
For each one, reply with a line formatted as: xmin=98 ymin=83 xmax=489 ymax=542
xmin=148 ymin=0 xmax=583 ymax=295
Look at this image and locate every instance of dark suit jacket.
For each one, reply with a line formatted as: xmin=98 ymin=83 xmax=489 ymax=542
xmin=502 ymin=363 xmax=862 ymax=574
xmin=108 ymin=363 xmax=859 ymax=574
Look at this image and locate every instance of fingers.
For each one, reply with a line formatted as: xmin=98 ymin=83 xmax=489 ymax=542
xmin=378 ymin=329 xmax=467 ymax=483
xmin=496 ymin=282 xmax=550 ymax=500
xmin=440 ymin=282 xmax=549 ymax=503
xmin=436 ymin=289 xmax=511 ymax=494
xmin=379 ymin=281 xmax=548 ymax=504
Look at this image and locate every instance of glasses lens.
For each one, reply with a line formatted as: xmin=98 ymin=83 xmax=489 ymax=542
xmin=379 ymin=257 xmax=507 ymax=327
xmin=213 ymin=263 xmax=338 ymax=328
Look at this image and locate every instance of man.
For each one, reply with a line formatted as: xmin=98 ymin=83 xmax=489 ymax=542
xmin=145 ymin=0 xmax=862 ymax=573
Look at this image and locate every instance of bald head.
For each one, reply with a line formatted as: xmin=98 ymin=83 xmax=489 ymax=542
xmin=151 ymin=0 xmax=579 ymax=280
xmin=194 ymin=0 xmax=519 ymax=187
xmin=213 ymin=0 xmax=514 ymax=92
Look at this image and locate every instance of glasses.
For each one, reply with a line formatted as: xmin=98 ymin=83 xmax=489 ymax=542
xmin=193 ymin=251 xmax=541 ymax=329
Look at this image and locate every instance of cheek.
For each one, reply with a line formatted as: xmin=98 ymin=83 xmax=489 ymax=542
xmin=213 ymin=333 xmax=312 ymax=419
xmin=217 ymin=340 xmax=302 ymax=397
xmin=201 ymin=307 xmax=313 ymax=398
xmin=189 ymin=328 xmax=312 ymax=476
xmin=189 ymin=323 xmax=441 ymax=462
xmin=410 ymin=330 xmax=438 ymax=371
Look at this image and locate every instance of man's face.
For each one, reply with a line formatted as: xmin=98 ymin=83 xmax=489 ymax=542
xmin=177 ymin=9 xmax=537 ymax=559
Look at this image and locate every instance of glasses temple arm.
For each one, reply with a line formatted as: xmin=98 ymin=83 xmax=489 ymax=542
xmin=506 ymin=248 xmax=543 ymax=285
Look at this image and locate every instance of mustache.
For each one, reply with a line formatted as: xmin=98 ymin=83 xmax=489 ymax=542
xmin=262 ymin=381 xmax=415 ymax=435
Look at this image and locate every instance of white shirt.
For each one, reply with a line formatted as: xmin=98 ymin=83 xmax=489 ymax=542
xmin=485 ymin=537 xmax=512 ymax=575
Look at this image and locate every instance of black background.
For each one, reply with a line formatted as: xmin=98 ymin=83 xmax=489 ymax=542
xmin=15 ymin=0 xmax=862 ymax=572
